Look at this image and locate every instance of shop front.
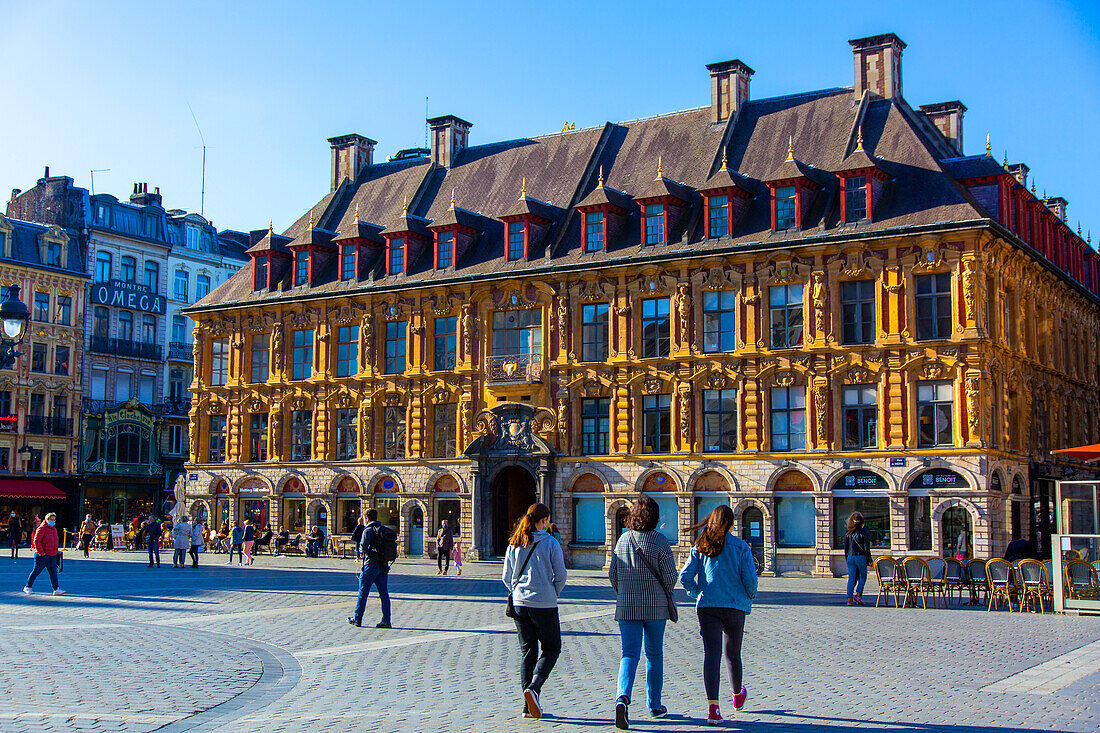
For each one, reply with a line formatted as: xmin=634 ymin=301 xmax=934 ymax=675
xmin=0 ymin=478 xmax=75 ymax=541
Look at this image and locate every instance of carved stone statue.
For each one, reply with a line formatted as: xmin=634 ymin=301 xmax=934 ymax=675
xmin=556 ymin=396 xmax=568 ymax=450
xmin=962 ymin=258 xmax=977 ymax=322
xmin=677 ymin=283 xmax=691 ymax=350
xmin=271 ymin=322 xmax=284 ymax=375
xmin=677 ymin=381 xmax=691 ymax=446
xmin=965 ymin=377 xmax=980 ymax=438
xmin=557 ymin=296 xmax=568 ymax=354
xmin=270 ymin=408 xmax=283 ymax=458
xmin=172 ymin=475 xmax=187 ymax=522
xmin=811 ymin=271 xmax=826 ymax=340
xmin=362 ymin=314 xmax=374 ymax=367
xmin=460 ymin=304 xmax=475 ymax=362
xmin=812 ymin=383 xmax=828 ymax=443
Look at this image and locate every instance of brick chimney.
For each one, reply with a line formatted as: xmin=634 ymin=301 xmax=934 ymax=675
xmin=328 ymin=134 xmax=377 ymax=191
xmin=849 ymin=33 xmax=906 ymax=99
xmin=706 ymin=59 xmax=754 ymax=123
xmin=1007 ymin=163 xmax=1029 ymax=188
xmin=1042 ymin=196 xmax=1068 ymax=221
xmin=129 ymin=182 xmax=163 ymax=207
xmin=919 ymin=101 xmax=966 ymax=155
xmin=428 ymin=115 xmax=473 ymax=168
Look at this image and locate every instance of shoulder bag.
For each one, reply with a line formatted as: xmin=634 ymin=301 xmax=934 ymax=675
xmin=505 ymin=539 xmax=542 ymax=618
xmin=630 ymin=534 xmax=678 ymax=623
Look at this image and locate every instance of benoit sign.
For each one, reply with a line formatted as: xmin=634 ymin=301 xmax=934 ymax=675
xmin=90 ymin=279 xmax=166 ymax=315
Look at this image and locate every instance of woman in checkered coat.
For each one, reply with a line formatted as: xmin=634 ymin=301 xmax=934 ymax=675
xmin=608 ymin=497 xmax=678 ymax=729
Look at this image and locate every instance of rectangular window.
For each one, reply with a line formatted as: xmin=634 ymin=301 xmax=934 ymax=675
xmin=95 ymin=252 xmax=112 ymax=282
xmin=384 ymin=405 xmax=406 ymax=460
xmin=581 ymin=397 xmax=610 ymax=455
xmin=645 ymin=203 xmax=665 ymax=244
xmin=908 ymin=495 xmax=933 ymax=551
xmin=208 ymin=415 xmax=227 ymax=463
xmin=775 ymin=185 xmax=797 ymax=229
xmin=580 ymin=303 xmax=609 ymax=362
xmin=770 ymin=385 xmax=806 ymax=451
xmin=340 ymin=244 xmax=357 ymax=280
xmin=210 ymin=338 xmax=229 ymax=386
xmin=702 ymin=290 xmax=737 ymax=353
xmin=776 ymin=496 xmax=815 ymax=547
xmin=584 ymin=212 xmax=604 ymax=252
xmin=138 ymin=373 xmax=154 ymax=404
xmin=250 ymin=334 xmax=269 ymax=383
xmin=49 ymin=450 xmax=65 ymax=473
xmin=842 ymin=385 xmax=877 ymax=449
xmin=174 ymin=270 xmax=188 ymax=300
xmin=33 ymin=293 xmax=50 ymax=322
xmin=769 ymin=284 xmax=804 ymax=349
xmin=169 ymin=368 xmax=185 ymax=403
xmin=56 ymin=296 xmax=71 ymax=326
xmin=168 ymin=424 xmax=184 ymax=456
xmin=917 ymin=380 xmax=954 ymax=447
xmin=93 ymin=307 xmax=109 ymax=339
xmin=120 ymin=256 xmax=136 ymax=282
xmin=702 ymin=388 xmax=737 ymax=452
xmin=196 ymin=275 xmax=211 ymax=299
xmin=841 ymin=280 xmax=875 ymax=345
xmin=491 ymin=309 xmax=542 ymax=357
xmin=45 ymin=241 xmax=62 ymax=268
xmin=295 ymin=250 xmax=309 ymax=285
xmin=844 ymin=175 xmax=868 ymax=222
xmin=90 ymin=369 xmax=108 ymax=400
xmin=171 ymin=315 xmax=187 ymax=344
xmin=334 ymin=408 xmax=357 ymax=460
xmin=336 ymin=325 xmax=359 ymax=377
xmin=254 ymin=256 xmax=268 ymax=290
xmin=141 ymin=314 xmax=155 ymax=343
xmin=0 ymin=447 xmax=8 ymax=471
xmin=144 ymin=262 xmax=159 ymax=293
xmin=53 ymin=346 xmax=69 ymax=376
xmin=433 ymin=403 xmax=456 ymax=458
xmin=292 ymin=330 xmax=313 ymax=380
xmin=649 ymin=494 xmax=679 ymax=543
xmin=31 ymin=343 xmax=46 ymax=372
xmin=30 ymin=392 xmax=44 ymax=417
xmin=573 ymin=496 xmax=606 ymax=544
xmin=115 ymin=371 xmax=132 ymax=401
xmin=708 ymin=194 xmax=729 ymax=238
xmin=1002 ymin=291 xmax=1015 ymax=349
xmin=249 ymin=413 xmax=268 ymax=462
xmin=642 ymin=393 xmax=671 ymax=453
xmin=0 ymin=390 xmax=10 ymax=417
xmin=118 ymin=311 xmax=134 ymax=342
xmin=384 ymin=321 xmax=406 ymax=375
xmin=508 ymin=221 xmax=526 ymax=261
xmin=290 ymin=410 xmax=312 ymax=460
xmin=436 ymin=231 xmax=453 ymax=268
xmin=833 ymin=497 xmax=890 ymax=549
xmin=433 ymin=317 xmax=457 ymax=371
xmin=641 ymin=297 xmax=670 ymax=358
xmin=915 ymin=273 xmax=952 ymax=340
xmin=388 ymin=237 xmax=404 ymax=275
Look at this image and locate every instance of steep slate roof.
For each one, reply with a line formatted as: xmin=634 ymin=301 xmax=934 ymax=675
xmin=0 ymin=217 xmax=85 ymax=276
xmin=197 ymin=87 xmax=992 ymax=310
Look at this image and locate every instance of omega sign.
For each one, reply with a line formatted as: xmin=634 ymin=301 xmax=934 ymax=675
xmin=90 ymin=279 xmax=166 ymax=315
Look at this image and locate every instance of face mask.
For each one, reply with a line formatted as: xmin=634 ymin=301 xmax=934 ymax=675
xmin=9 ymin=513 xmax=14 ymax=518
xmin=47 ymin=520 xmax=56 ymax=527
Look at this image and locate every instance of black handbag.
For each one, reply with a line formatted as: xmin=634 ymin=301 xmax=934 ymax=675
xmin=630 ymin=535 xmax=677 ymax=623
xmin=505 ymin=539 xmax=542 ymax=618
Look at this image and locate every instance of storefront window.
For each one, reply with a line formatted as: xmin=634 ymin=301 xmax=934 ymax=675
xmin=216 ymin=497 xmax=230 ymax=528
xmin=238 ymin=499 xmax=269 ymax=529
xmin=573 ymin=496 xmax=605 ymax=544
xmin=338 ymin=499 xmax=360 ymax=534
xmin=375 ymin=498 xmax=399 ymax=532
xmin=694 ymin=495 xmax=728 ymax=526
xmin=908 ymin=496 xmax=932 ymax=551
xmin=436 ymin=499 xmax=461 ymax=538
xmin=833 ymin=497 xmax=890 ymax=549
xmin=776 ymin=496 xmax=815 ymax=547
xmin=646 ymin=493 xmax=679 ymax=544
xmin=282 ymin=499 xmax=305 ymax=532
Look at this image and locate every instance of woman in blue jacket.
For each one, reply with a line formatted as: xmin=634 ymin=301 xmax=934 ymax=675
xmin=679 ymin=504 xmax=757 ymax=726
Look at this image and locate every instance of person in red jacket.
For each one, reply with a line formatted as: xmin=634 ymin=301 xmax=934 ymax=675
xmin=22 ymin=511 xmax=64 ymax=595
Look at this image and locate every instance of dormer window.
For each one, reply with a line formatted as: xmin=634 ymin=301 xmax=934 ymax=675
xmin=295 ymin=250 xmax=309 ymax=285
xmin=707 ymin=195 xmax=729 ymax=238
xmin=44 ymin=240 xmax=62 ymax=267
xmin=645 ymin=204 xmax=665 ymax=245
xmin=254 ymin=256 xmax=268 ymax=290
xmin=340 ymin=243 xmax=356 ymax=281
xmin=584 ymin=212 xmax=605 ymax=252
xmin=388 ymin=237 xmax=405 ymax=275
xmin=507 ymin=221 xmax=526 ymax=261
xmin=437 ymin=231 xmax=453 ymax=268
xmin=775 ymin=186 xmax=797 ymax=230
xmin=844 ymin=176 xmax=868 ymax=222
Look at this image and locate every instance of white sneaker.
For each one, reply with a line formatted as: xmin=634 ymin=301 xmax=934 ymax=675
xmin=21 ymin=586 xmax=31 ymax=594
xmin=225 ymin=561 xmax=233 ymax=565
xmin=52 ymin=589 xmax=66 ymax=596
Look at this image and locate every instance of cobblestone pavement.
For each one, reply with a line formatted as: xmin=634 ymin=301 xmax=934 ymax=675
xmin=1 ymin=550 xmax=1098 ymax=732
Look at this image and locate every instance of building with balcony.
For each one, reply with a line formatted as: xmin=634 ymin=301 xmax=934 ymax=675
xmin=184 ymin=34 xmax=1100 ymax=573
xmin=0 ymin=213 xmax=86 ymax=526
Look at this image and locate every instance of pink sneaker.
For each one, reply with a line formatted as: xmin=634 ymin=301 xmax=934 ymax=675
xmin=734 ymin=687 xmax=748 ymax=711
xmin=707 ymin=703 xmax=722 ymax=726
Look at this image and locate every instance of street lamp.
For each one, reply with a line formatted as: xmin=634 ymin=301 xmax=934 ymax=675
xmin=0 ymin=285 xmax=30 ymax=369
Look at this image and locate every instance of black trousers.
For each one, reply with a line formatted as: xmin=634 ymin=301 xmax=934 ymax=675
xmin=698 ymin=607 xmax=746 ymax=701
xmin=438 ymin=548 xmax=450 ymax=572
xmin=513 ymin=606 xmax=561 ymax=693
xmin=80 ymin=533 xmax=93 ymax=557
xmin=189 ymin=545 xmax=200 ymax=567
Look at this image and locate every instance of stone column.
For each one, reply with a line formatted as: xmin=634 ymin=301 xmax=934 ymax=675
xmin=813 ymin=490 xmax=833 ymax=577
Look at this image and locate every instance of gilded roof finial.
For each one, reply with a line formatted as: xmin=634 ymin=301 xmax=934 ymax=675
xmin=1089 ymin=231 xmax=1092 ymax=246
xmin=785 ymin=135 xmax=794 ymax=162
xmin=1003 ymin=151 xmax=1008 ymax=167
xmin=985 ymin=134 xmax=992 ymax=157
xmin=354 ymin=203 xmax=360 ymax=222
xmin=1031 ymin=181 xmax=1037 ymax=195
xmin=449 ymin=188 xmax=456 ymax=210
xmin=597 ymin=165 xmax=605 ymax=187
xmin=520 ymin=177 xmax=527 ymax=199
xmin=719 ymin=147 xmax=728 ymax=171
xmin=1078 ymin=222 xmax=1083 ymax=237
xmin=268 ymin=219 xmax=273 ymax=234
xmin=402 ymin=195 xmax=409 ymax=216
xmin=308 ymin=212 xmax=315 ymax=229
xmin=855 ymin=131 xmax=864 ymax=152
xmin=656 ymin=156 xmax=663 ymax=179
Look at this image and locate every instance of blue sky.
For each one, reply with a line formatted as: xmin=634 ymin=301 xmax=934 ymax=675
xmin=2 ymin=1 xmax=1098 ymax=239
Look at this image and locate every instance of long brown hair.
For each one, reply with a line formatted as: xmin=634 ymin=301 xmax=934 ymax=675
xmin=846 ymin=512 xmax=864 ymax=534
xmin=509 ymin=503 xmax=551 ymax=548
xmin=688 ymin=505 xmax=734 ymax=558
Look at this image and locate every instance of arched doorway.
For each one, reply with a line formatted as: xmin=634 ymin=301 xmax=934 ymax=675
xmin=409 ymin=505 xmax=424 ymax=556
xmin=491 ymin=466 xmax=538 ymax=556
xmin=942 ymin=506 xmax=972 ymax=558
xmin=742 ymin=506 xmax=764 ymax=570
xmin=614 ymin=505 xmax=630 ymax=539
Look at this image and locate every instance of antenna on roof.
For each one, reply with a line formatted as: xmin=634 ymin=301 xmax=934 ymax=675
xmin=425 ymin=96 xmax=430 ymax=150
xmin=89 ymin=169 xmax=110 ymax=196
xmin=186 ymin=101 xmax=208 ymax=216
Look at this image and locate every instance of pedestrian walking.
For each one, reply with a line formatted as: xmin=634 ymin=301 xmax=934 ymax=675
xmin=436 ymin=520 xmax=454 ymax=575
xmin=347 ymin=508 xmax=394 ymax=629
xmin=547 ymin=523 xmax=562 ymax=543
xmin=22 ymin=512 xmax=64 ymax=595
xmin=8 ymin=511 xmax=23 ymax=559
xmin=609 ymin=497 xmax=677 ymax=729
xmin=351 ymin=517 xmax=365 ymax=560
xmin=227 ymin=522 xmax=244 ymax=565
xmin=679 ymin=504 xmax=757 ymax=726
xmin=242 ymin=520 xmax=255 ymax=565
xmin=190 ymin=519 xmax=204 ymax=568
xmin=502 ymin=502 xmax=567 ymax=720
xmin=452 ymin=541 xmax=463 ymax=576
xmin=172 ymin=515 xmax=192 ymax=568
xmin=843 ymin=512 xmax=873 ymax=606
xmin=143 ymin=517 xmax=162 ymax=568
xmin=79 ymin=514 xmax=96 ymax=558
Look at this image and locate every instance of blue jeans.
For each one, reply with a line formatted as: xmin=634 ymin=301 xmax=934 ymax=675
xmin=846 ymin=556 xmax=868 ymax=598
xmin=617 ymin=619 xmax=666 ymax=710
xmin=148 ymin=542 xmax=160 ymax=566
xmin=26 ymin=554 xmax=59 ymax=590
xmin=352 ymin=563 xmax=390 ymax=624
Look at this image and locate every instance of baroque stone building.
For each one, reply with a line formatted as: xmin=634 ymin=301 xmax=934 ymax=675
xmin=184 ymin=34 xmax=1100 ymax=574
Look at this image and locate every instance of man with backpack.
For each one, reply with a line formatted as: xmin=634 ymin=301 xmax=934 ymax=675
xmin=347 ymin=507 xmax=395 ymax=629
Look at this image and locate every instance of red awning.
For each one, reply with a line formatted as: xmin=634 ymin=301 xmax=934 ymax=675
xmin=1051 ymin=444 xmax=1100 ymax=462
xmin=0 ymin=480 xmax=67 ymax=500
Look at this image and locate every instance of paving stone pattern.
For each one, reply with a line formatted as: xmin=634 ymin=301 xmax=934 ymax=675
xmin=0 ymin=552 xmax=1098 ymax=732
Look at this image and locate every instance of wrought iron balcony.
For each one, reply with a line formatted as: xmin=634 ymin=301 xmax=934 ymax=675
xmin=83 ymin=459 xmax=163 ymax=476
xmin=24 ymin=416 xmax=73 ymax=437
xmin=486 ymin=352 xmax=542 ymax=384
xmin=89 ymin=336 xmax=163 ymax=361
xmin=154 ymin=399 xmax=192 ymax=416
xmin=168 ymin=341 xmax=192 ymax=361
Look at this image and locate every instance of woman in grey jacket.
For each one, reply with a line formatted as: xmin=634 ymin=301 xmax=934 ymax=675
xmin=609 ymin=497 xmax=677 ymax=730
xmin=502 ymin=502 xmax=567 ymax=720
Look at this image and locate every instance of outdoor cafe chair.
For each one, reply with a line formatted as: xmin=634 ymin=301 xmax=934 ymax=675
xmin=986 ymin=558 xmax=1017 ymax=611
xmin=965 ymin=559 xmax=989 ymax=606
xmin=901 ymin=556 xmax=933 ymax=609
xmin=1065 ymin=560 xmax=1097 ymax=601
xmin=1017 ymin=559 xmax=1051 ymax=613
xmin=943 ymin=557 xmax=967 ymax=605
xmin=874 ymin=556 xmax=903 ymax=607
xmin=925 ymin=557 xmax=949 ymax=608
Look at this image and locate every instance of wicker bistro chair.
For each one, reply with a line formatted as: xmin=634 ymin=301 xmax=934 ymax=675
xmin=924 ymin=557 xmax=949 ymax=609
xmin=1017 ymin=559 xmax=1052 ymax=613
xmin=943 ymin=557 xmax=967 ymax=605
xmin=965 ymin=559 xmax=989 ymax=606
xmin=1065 ymin=560 xmax=1097 ymax=600
xmin=901 ymin=556 xmax=934 ymax=609
xmin=873 ymin=556 xmax=903 ymax=607
xmin=986 ymin=559 xmax=1017 ymax=611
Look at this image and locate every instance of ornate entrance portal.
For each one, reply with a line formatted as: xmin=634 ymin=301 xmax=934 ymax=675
xmin=465 ymin=403 xmax=557 ymax=558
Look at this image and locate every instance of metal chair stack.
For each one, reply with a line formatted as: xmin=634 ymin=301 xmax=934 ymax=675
xmin=874 ymin=556 xmax=903 ymax=608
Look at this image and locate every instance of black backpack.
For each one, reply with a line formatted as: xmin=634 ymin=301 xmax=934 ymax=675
xmin=364 ymin=524 xmax=399 ymax=565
